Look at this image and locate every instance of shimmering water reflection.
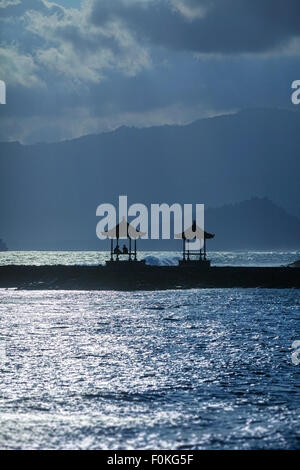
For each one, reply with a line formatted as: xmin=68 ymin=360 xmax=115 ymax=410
xmin=0 ymin=250 xmax=299 ymax=266
xmin=0 ymin=288 xmax=299 ymax=449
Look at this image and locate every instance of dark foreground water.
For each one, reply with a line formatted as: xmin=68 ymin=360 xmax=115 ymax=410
xmin=0 ymin=288 xmax=299 ymax=450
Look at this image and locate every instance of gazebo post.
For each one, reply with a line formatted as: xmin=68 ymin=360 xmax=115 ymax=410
xmin=110 ymin=238 xmax=113 ymax=261
xmin=183 ymin=238 xmax=185 ymax=261
xmin=116 ymin=236 xmax=119 ymax=260
xmin=129 ymin=238 xmax=132 ymax=261
xmin=134 ymin=239 xmax=137 ymax=261
xmin=204 ymin=237 xmax=207 ymax=260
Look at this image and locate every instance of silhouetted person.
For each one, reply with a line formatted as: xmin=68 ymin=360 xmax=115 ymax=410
xmin=122 ymin=244 xmax=128 ymax=254
xmin=114 ymin=244 xmax=122 ymax=255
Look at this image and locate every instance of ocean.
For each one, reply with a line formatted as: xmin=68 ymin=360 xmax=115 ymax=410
xmin=0 ymin=251 xmax=299 ymax=449
xmin=0 ymin=250 xmax=299 ymax=267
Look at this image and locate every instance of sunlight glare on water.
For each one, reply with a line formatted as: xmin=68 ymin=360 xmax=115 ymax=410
xmin=0 ymin=250 xmax=299 ymax=267
xmin=0 ymin=288 xmax=299 ymax=449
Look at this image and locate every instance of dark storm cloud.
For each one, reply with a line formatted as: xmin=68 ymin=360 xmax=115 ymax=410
xmin=1 ymin=0 xmax=300 ymax=143
xmin=90 ymin=0 xmax=300 ymax=54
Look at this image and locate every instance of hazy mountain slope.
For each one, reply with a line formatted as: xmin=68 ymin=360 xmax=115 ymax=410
xmin=0 ymin=108 xmax=299 ymax=249
xmin=206 ymin=198 xmax=300 ymax=250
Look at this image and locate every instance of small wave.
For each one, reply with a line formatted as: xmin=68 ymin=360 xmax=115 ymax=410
xmin=163 ymin=317 xmax=181 ymax=322
xmin=83 ymin=391 xmax=163 ymax=403
xmin=147 ymin=305 xmax=165 ymax=310
xmin=144 ymin=255 xmax=180 ymax=266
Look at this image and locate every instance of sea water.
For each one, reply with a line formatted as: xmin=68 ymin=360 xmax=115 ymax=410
xmin=0 ymin=289 xmax=299 ymax=449
xmin=0 ymin=250 xmax=299 ymax=266
xmin=0 ymin=252 xmax=299 ymax=449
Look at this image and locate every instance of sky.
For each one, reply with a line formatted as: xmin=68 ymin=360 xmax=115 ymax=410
xmin=1 ymin=0 xmax=300 ymax=143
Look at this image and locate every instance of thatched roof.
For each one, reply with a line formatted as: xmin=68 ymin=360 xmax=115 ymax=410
xmin=175 ymin=220 xmax=215 ymax=240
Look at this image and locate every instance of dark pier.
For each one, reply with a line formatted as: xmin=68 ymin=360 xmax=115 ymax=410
xmin=1 ymin=221 xmax=299 ymax=290
xmin=0 ymin=264 xmax=299 ymax=290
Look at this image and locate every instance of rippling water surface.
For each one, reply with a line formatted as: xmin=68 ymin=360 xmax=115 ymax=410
xmin=0 ymin=288 xmax=299 ymax=449
xmin=0 ymin=250 xmax=299 ymax=266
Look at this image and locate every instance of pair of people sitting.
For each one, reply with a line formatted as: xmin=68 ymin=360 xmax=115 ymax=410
xmin=114 ymin=244 xmax=128 ymax=255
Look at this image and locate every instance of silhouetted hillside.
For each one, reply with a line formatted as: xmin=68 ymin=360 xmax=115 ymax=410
xmin=206 ymin=198 xmax=300 ymax=250
xmin=0 ymin=108 xmax=299 ymax=249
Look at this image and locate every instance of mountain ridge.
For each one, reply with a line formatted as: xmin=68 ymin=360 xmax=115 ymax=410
xmin=1 ymin=107 xmax=299 ymax=147
xmin=0 ymin=107 xmax=299 ymax=249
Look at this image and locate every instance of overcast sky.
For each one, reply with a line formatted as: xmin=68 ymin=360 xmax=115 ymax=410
xmin=1 ymin=0 xmax=300 ymax=143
